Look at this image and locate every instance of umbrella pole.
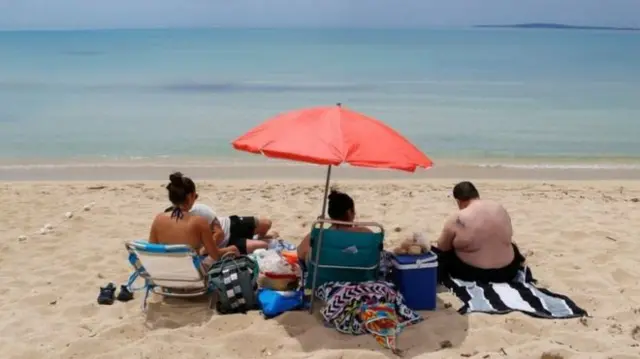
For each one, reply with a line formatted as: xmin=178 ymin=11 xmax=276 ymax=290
xmin=320 ymin=165 xmax=332 ymax=218
xmin=309 ymin=164 xmax=332 ymax=313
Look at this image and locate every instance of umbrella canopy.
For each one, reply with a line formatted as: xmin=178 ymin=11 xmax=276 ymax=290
xmin=232 ymin=104 xmax=433 ymax=219
xmin=232 ymin=104 xmax=433 ymax=172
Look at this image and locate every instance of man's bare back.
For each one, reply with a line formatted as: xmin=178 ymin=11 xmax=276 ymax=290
xmin=435 ymin=181 xmax=524 ymax=282
xmin=450 ymin=199 xmax=514 ymax=269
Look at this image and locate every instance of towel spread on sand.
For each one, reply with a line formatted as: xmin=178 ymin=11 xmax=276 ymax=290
xmin=315 ymin=281 xmax=422 ymax=353
xmin=442 ymin=267 xmax=588 ymax=319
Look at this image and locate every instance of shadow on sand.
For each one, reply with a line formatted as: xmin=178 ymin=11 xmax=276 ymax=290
xmin=143 ymin=296 xmax=214 ymax=330
xmin=276 ymin=297 xmax=469 ymax=358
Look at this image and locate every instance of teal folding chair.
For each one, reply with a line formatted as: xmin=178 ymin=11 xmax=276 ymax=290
xmin=305 ymin=218 xmax=384 ymax=312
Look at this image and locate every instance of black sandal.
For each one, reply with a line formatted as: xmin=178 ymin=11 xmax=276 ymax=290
xmin=97 ymin=283 xmax=116 ymax=305
xmin=116 ymin=285 xmax=134 ymax=302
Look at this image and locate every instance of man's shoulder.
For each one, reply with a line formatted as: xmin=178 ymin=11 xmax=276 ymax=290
xmin=189 ymin=203 xmax=217 ymax=223
xmin=470 ymin=199 xmax=505 ymax=210
xmin=190 ymin=203 xmax=216 ymax=213
xmin=484 ymin=199 xmax=508 ymax=212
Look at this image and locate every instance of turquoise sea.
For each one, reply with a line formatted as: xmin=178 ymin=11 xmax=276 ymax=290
xmin=1 ymin=28 xmax=639 ymax=168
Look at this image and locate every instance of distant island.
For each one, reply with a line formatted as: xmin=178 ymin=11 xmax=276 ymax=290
xmin=475 ymin=23 xmax=640 ymax=31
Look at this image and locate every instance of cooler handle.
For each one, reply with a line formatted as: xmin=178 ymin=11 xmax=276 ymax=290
xmin=415 ymin=257 xmax=434 ymax=265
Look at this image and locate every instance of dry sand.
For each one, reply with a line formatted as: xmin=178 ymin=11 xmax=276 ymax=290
xmin=1 ymin=177 xmax=640 ymax=359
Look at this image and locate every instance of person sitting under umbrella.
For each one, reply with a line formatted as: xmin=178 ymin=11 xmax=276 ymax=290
xmin=432 ymin=181 xmax=526 ymax=283
xmin=297 ymin=189 xmax=371 ymax=261
xmin=190 ymin=202 xmax=277 ymax=255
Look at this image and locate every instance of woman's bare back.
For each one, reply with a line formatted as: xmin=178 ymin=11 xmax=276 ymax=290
xmin=150 ymin=212 xmax=207 ymax=251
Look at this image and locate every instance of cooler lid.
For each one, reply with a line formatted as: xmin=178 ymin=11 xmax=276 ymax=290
xmin=391 ymin=251 xmax=437 ymax=265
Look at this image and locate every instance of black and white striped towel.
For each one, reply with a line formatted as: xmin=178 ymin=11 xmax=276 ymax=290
xmin=442 ymin=268 xmax=588 ymax=319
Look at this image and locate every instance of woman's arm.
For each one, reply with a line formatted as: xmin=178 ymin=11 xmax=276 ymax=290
xmin=198 ymin=219 xmax=230 ymax=255
xmin=197 ymin=217 xmax=221 ymax=261
xmin=436 ymin=214 xmax=457 ymax=251
xmin=149 ymin=215 xmax=160 ymax=243
xmin=211 ymin=218 xmax=226 ymax=246
xmin=296 ymin=233 xmax=311 ymax=262
xmin=218 ymin=245 xmax=240 ymax=256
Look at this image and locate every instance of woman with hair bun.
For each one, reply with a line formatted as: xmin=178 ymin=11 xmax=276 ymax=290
xmin=148 ymin=172 xmax=221 ymax=264
xmin=296 ymin=189 xmax=372 ymax=261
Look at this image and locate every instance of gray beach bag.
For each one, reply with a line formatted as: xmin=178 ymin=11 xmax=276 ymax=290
xmin=208 ymin=254 xmax=259 ymax=314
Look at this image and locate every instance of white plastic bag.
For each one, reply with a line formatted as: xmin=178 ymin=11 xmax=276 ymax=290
xmin=254 ymin=249 xmax=295 ymax=275
xmin=393 ymin=232 xmax=430 ymax=255
xmin=413 ymin=232 xmax=429 ymax=249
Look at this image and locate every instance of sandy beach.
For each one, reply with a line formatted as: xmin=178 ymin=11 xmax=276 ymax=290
xmin=1 ymin=167 xmax=640 ymax=359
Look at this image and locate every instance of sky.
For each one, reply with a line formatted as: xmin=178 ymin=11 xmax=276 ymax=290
xmin=0 ymin=0 xmax=638 ymax=30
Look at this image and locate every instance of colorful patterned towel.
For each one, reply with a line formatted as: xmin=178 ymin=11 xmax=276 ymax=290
xmin=360 ymin=302 xmax=406 ymax=354
xmin=315 ymin=281 xmax=422 ymax=353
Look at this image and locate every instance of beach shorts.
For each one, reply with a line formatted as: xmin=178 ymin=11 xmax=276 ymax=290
xmin=227 ymin=215 xmax=257 ymax=255
xmin=432 ymin=243 xmax=525 ymax=283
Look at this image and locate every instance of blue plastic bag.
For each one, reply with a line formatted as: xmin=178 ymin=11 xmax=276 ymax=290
xmin=258 ymin=288 xmax=304 ymax=319
xmin=267 ymin=239 xmax=297 ymax=254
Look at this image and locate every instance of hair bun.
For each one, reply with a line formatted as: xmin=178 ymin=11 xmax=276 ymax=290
xmin=169 ymin=172 xmax=184 ymax=186
xmin=329 ymin=189 xmax=344 ymax=201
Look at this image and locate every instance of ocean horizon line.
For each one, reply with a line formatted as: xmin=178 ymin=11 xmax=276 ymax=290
xmin=2 ymin=24 xmax=638 ymax=33
xmin=0 ymin=26 xmax=476 ymax=33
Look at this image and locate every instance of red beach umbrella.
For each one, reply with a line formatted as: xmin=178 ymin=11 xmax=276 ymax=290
xmin=232 ymin=103 xmax=433 ymax=215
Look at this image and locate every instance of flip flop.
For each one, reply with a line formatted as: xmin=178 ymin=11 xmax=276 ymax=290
xmin=97 ymin=283 xmax=116 ymax=305
xmin=116 ymin=285 xmax=134 ymax=302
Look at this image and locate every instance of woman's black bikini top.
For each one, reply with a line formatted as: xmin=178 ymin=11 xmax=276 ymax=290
xmin=164 ymin=206 xmax=184 ymax=220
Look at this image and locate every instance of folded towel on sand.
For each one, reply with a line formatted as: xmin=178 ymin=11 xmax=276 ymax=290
xmin=442 ymin=267 xmax=588 ymax=319
xmin=316 ymin=281 xmax=422 ymax=353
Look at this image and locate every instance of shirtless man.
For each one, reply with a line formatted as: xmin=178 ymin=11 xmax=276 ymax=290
xmin=434 ymin=181 xmax=525 ymax=282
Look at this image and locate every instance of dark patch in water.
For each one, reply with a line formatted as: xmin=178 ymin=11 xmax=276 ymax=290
xmin=0 ymin=81 xmax=373 ymax=94
xmin=0 ymin=114 xmax=17 ymax=123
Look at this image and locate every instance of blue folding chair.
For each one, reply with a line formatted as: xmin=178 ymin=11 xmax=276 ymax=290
xmin=124 ymin=240 xmax=209 ymax=311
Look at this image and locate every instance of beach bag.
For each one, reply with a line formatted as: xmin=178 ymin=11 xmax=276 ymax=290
xmin=257 ymin=288 xmax=304 ymax=319
xmin=208 ymin=254 xmax=259 ymax=314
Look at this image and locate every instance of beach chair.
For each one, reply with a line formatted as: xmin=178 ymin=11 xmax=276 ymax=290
xmin=124 ymin=240 xmax=208 ymax=311
xmin=305 ymin=219 xmax=384 ymax=312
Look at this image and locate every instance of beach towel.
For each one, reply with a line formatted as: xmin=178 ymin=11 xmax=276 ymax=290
xmin=359 ymin=302 xmax=404 ymax=354
xmin=442 ymin=267 xmax=588 ymax=319
xmin=315 ymin=281 xmax=422 ymax=352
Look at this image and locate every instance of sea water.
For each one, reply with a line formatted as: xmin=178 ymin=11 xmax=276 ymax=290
xmin=1 ymin=28 xmax=639 ymax=168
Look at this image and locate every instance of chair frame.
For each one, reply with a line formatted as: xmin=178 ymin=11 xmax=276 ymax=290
xmin=307 ymin=218 xmax=385 ymax=313
xmin=124 ymin=241 xmax=209 ymax=311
